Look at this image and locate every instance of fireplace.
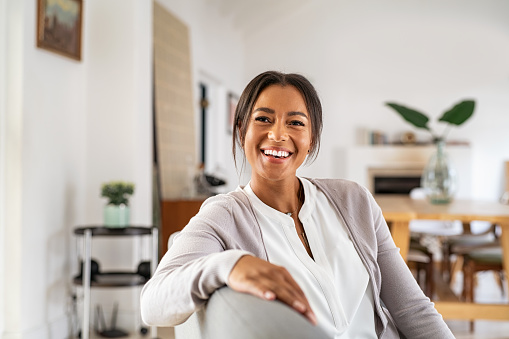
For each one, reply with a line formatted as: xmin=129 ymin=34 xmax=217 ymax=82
xmin=368 ymin=167 xmax=423 ymax=195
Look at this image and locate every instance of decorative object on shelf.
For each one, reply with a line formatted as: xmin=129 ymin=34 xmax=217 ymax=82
xmin=194 ymin=163 xmax=227 ymax=197
xmin=95 ymin=303 xmax=129 ymax=338
xmin=400 ymin=131 xmax=417 ymax=145
xmin=385 ymin=99 xmax=475 ymax=204
xmin=369 ymin=130 xmax=388 ymax=145
xmin=36 ymin=0 xmax=83 ymax=61
xmin=101 ymin=181 xmax=135 ymax=227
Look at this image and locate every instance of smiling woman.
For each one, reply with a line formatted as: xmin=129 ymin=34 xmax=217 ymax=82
xmin=141 ymin=71 xmax=455 ymax=339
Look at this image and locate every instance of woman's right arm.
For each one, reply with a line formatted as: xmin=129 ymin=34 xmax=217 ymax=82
xmin=140 ymin=196 xmax=316 ymax=327
xmin=140 ymin=199 xmax=253 ymax=326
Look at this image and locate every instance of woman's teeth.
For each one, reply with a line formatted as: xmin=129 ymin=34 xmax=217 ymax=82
xmin=264 ymin=149 xmax=290 ymax=158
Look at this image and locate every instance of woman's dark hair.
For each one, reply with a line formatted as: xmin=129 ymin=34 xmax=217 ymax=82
xmin=232 ymin=71 xmax=323 ymax=167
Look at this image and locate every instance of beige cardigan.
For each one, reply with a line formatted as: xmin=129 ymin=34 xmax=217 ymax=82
xmin=140 ymin=178 xmax=454 ymax=339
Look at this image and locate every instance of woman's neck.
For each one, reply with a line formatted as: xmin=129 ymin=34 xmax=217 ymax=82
xmin=249 ymin=176 xmax=303 ymax=215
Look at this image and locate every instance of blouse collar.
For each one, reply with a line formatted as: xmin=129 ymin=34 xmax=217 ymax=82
xmin=242 ymin=177 xmax=317 ymax=225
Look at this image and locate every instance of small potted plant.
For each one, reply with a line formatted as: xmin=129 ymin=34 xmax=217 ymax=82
xmin=101 ymin=181 xmax=135 ymax=227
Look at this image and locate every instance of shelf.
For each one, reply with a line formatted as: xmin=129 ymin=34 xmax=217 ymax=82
xmin=74 ymin=226 xmax=153 ymax=236
xmin=74 ymin=225 xmax=158 ymax=339
xmin=74 ymin=272 xmax=148 ymax=287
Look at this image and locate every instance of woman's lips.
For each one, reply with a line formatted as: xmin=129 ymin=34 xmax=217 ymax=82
xmin=260 ymin=148 xmax=294 ymax=163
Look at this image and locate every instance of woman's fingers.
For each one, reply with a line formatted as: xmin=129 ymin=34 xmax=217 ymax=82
xmin=228 ymin=255 xmax=317 ymax=325
xmin=269 ymin=279 xmax=317 ymax=325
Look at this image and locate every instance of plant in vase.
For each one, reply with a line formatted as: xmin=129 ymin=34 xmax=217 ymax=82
xmin=101 ymin=181 xmax=135 ymax=227
xmin=385 ymin=99 xmax=475 ymax=204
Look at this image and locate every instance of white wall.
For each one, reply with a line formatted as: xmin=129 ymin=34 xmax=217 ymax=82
xmin=0 ymin=0 xmax=7 ymax=334
xmin=84 ymin=0 xmax=152 ymax=226
xmin=1 ymin=0 xmax=153 ymax=337
xmin=243 ymin=0 xmax=509 ymax=201
xmin=1 ymin=0 xmax=87 ymax=336
xmin=0 ymin=0 xmax=17 ymax=337
xmin=20 ymin=0 xmax=88 ymax=333
xmin=83 ymin=0 xmax=153 ymax=329
xmin=3 ymin=1 xmax=31 ymax=337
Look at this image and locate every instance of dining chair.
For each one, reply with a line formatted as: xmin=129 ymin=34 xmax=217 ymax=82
xmin=407 ymin=188 xmax=463 ymax=290
xmin=407 ymin=238 xmax=434 ymax=298
xmin=462 ymin=247 xmax=505 ymax=332
xmin=441 ymin=222 xmax=498 ymax=285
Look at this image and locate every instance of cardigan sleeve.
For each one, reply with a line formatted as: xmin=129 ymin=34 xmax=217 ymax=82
xmin=367 ymin=189 xmax=455 ymax=338
xmin=140 ymin=197 xmax=253 ymax=326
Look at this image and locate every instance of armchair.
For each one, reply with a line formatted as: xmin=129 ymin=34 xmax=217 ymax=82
xmin=174 ymin=287 xmax=330 ymax=339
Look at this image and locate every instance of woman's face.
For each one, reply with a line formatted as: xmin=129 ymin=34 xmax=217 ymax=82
xmin=243 ymin=84 xmax=312 ymax=183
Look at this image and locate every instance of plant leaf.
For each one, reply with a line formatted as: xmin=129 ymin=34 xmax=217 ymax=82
xmin=438 ymin=100 xmax=475 ymax=126
xmin=385 ymin=103 xmax=430 ymax=130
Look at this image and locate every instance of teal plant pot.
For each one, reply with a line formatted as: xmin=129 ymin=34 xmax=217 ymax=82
xmin=104 ymin=204 xmax=130 ymax=227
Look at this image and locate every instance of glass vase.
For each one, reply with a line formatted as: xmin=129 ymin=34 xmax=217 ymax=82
xmin=421 ymin=140 xmax=457 ymax=204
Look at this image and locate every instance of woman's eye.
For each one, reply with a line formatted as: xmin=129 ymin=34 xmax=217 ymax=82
xmin=289 ymin=120 xmax=305 ymax=126
xmin=255 ymin=116 xmax=270 ymax=123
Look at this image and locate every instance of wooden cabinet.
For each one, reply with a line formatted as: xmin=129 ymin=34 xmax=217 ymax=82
xmin=160 ymin=199 xmax=205 ymax=255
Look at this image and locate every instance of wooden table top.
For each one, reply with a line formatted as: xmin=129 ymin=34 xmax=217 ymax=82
xmin=374 ymin=195 xmax=509 ymax=224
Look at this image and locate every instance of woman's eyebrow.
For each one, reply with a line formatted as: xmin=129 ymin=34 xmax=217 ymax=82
xmin=253 ymin=107 xmax=275 ymax=114
xmin=288 ymin=111 xmax=309 ymax=119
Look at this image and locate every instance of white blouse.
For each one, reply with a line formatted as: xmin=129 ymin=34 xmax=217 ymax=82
xmin=243 ymin=178 xmax=377 ymax=339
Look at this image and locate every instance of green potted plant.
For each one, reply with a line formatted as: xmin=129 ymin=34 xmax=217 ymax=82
xmin=385 ymin=99 xmax=475 ymax=204
xmin=101 ymin=181 xmax=135 ymax=227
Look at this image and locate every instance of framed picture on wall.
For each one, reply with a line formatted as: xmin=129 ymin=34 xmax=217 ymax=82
xmin=37 ymin=0 xmax=83 ymax=61
xmin=227 ymin=92 xmax=239 ymax=134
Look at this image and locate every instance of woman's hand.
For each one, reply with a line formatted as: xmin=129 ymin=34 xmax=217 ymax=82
xmin=228 ymin=255 xmax=317 ymax=325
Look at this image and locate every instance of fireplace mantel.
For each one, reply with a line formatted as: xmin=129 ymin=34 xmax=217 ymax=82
xmin=341 ymin=145 xmax=472 ymax=198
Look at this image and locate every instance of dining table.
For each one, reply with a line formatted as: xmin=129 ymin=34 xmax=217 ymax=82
xmin=374 ymin=195 xmax=509 ymax=321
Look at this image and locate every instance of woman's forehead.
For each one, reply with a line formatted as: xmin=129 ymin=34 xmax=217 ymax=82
xmin=253 ymin=85 xmax=308 ymax=112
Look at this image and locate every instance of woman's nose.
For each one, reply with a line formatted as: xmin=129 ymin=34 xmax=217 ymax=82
xmin=268 ymin=122 xmax=288 ymax=142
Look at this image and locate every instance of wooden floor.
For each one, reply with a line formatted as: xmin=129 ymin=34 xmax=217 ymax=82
xmin=445 ymin=270 xmax=509 ymax=339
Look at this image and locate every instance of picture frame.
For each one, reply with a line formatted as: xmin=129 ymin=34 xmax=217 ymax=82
xmin=37 ymin=0 xmax=83 ymax=61
xmin=227 ymin=92 xmax=239 ymax=134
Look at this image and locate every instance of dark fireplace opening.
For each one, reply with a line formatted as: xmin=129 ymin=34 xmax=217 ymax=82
xmin=374 ymin=176 xmax=421 ymax=195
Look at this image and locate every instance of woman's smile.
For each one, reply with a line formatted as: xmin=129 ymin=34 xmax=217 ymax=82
xmin=261 ymin=147 xmax=293 ymax=162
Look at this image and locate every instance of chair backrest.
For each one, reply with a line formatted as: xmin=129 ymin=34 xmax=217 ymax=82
xmin=409 ymin=187 xmax=427 ymax=200
xmin=408 ymin=187 xmax=463 ymax=236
